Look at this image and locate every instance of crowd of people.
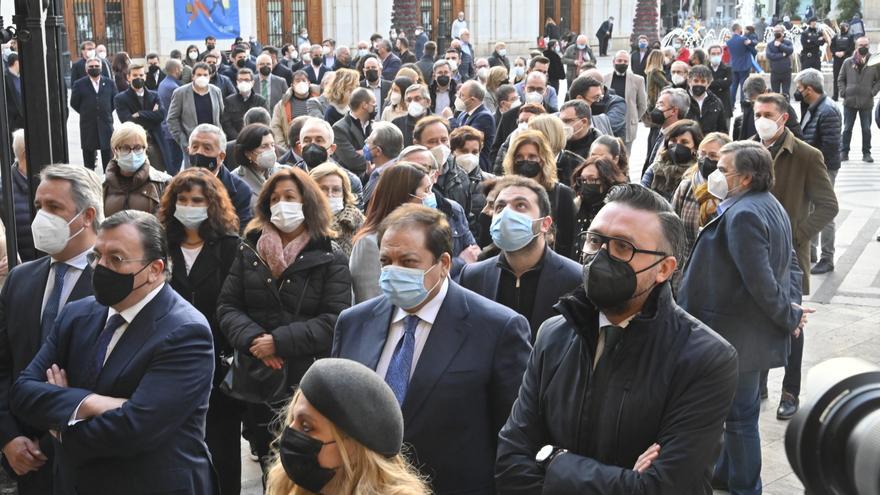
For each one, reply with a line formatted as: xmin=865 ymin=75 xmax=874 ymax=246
xmin=0 ymin=12 xmax=870 ymax=494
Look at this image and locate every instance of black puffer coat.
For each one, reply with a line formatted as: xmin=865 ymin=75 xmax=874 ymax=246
xmin=216 ymin=231 xmax=352 ymax=394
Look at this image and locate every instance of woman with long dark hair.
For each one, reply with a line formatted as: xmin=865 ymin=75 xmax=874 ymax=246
xmin=111 ymin=51 xmax=131 ymax=92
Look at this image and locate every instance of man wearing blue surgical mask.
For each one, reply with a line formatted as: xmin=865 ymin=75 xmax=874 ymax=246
xmin=332 ymin=203 xmax=531 ymax=495
xmin=458 ymin=176 xmax=581 ymax=339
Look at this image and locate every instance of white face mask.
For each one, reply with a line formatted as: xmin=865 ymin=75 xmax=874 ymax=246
xmin=563 ymin=125 xmax=574 ymax=140
xmin=270 ymin=201 xmax=305 ymax=233
xmin=508 ymin=98 xmax=522 ymax=111
xmin=755 ymin=116 xmax=782 ymax=141
xmin=456 ymin=153 xmax=480 ymax=173
xmin=707 ymin=169 xmax=730 ymax=200
xmin=328 ymin=196 xmax=344 ymax=214
xmin=322 ymin=46 xmax=332 ymax=56
xmin=390 ymin=92 xmax=402 ymax=105
xmin=32 ymin=210 xmax=83 ymax=255
xmin=498 ymin=49 xmax=507 ymax=57
xmin=454 ymin=96 xmax=468 ymax=112
xmin=513 ymin=66 xmax=525 ymax=78
xmin=85 ymin=49 xmax=96 ymax=59
xmin=524 ymin=91 xmax=543 ymax=105
xmin=430 ymin=144 xmax=451 ymax=167
xmin=447 ymin=59 xmax=459 ymax=72
xmin=97 ymin=51 xmax=107 ymax=60
xmin=671 ymin=74 xmax=686 ymax=85
xmin=255 ymin=149 xmax=276 ymax=170
xmin=237 ymin=81 xmax=254 ymax=94
xmin=517 ymin=121 xmax=529 ymax=132
xmin=193 ymin=76 xmax=210 ymax=89
xmin=188 ymin=51 xmax=199 ymax=61
xmin=407 ymin=101 xmax=425 ymax=118
xmin=174 ymin=204 xmax=209 ymax=230
xmin=294 ymin=81 xmax=310 ymax=96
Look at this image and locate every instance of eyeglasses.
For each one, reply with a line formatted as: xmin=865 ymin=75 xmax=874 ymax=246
xmin=87 ymin=251 xmax=150 ymax=270
xmin=116 ymin=145 xmax=146 ymax=153
xmin=580 ymin=231 xmax=668 ymax=263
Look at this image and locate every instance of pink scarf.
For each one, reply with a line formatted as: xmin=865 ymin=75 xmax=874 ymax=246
xmin=256 ymin=225 xmax=311 ymax=278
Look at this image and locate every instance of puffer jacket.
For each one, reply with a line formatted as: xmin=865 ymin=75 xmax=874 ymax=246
xmin=800 ymin=94 xmax=842 ymax=171
xmin=102 ymin=160 xmax=171 ymax=217
xmin=495 ymin=283 xmax=738 ymax=494
xmin=216 ymin=231 xmax=352 ymax=395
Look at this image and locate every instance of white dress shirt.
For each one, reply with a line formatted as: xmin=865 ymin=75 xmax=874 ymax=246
xmin=40 ymin=247 xmax=92 ymax=319
xmin=376 ymin=278 xmax=449 ymax=379
xmin=91 ymin=77 xmax=101 ymax=92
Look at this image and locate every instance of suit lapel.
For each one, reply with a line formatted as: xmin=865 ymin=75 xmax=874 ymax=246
xmin=360 ymin=298 xmax=394 ymax=370
xmin=402 ymin=283 xmax=470 ymax=423
xmin=482 ymin=260 xmax=501 ymax=300
xmin=68 ymin=265 xmax=94 ymax=302
xmin=532 ymin=251 xmax=563 ymax=329
xmin=24 ymin=259 xmax=52 ymax=354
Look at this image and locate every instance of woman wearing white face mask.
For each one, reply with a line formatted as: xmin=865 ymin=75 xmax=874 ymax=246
xmin=217 ymin=167 xmax=352 ymax=484
xmin=309 ymin=163 xmax=364 ymax=256
xmin=232 ymin=124 xmax=290 ymax=207
xmin=103 ymin=122 xmax=171 ymax=217
xmin=157 ymin=167 xmax=242 ymax=495
xmin=381 ymin=76 xmax=414 ymax=123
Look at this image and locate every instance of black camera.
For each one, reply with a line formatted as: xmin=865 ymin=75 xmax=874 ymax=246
xmin=786 ymin=358 xmax=880 ymax=495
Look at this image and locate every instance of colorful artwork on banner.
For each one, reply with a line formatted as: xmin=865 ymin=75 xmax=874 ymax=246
xmin=175 ymin=0 xmax=240 ymax=40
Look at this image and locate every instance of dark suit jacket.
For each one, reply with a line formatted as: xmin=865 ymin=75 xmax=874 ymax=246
xmin=10 ymin=285 xmax=217 ymax=495
xmin=332 ymin=281 xmax=532 ymax=494
xmin=0 ymin=258 xmax=93 ymax=452
xmin=380 ymin=53 xmax=402 ymax=81
xmin=332 ymin=113 xmax=371 ymax=175
xmin=630 ymin=48 xmax=652 ymax=77
xmin=144 ymin=68 xmax=166 ymax=91
xmin=679 ymin=191 xmax=802 ymax=373
xmin=114 ymin=88 xmax=173 ymax=165
xmin=70 ymin=58 xmax=111 ymax=85
xmin=709 ymin=63 xmax=733 ymax=117
xmin=4 ymin=71 xmax=24 ymax=130
xmin=69 ymin=76 xmax=117 ymax=150
xmin=454 ymin=104 xmax=496 ymax=172
xmin=457 ymin=248 xmax=581 ymax=338
xmin=305 ymin=64 xmax=329 ymax=85
xmin=272 ymin=63 xmax=294 ymax=86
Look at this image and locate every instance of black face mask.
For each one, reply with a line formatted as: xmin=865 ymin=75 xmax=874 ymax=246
xmin=279 ymin=427 xmax=337 ymax=493
xmin=690 ymin=85 xmax=706 ymax=97
xmin=312 ymin=56 xmax=323 ymax=66
xmin=91 ymin=263 xmax=151 ymax=307
xmin=367 ymin=108 xmax=377 ymax=121
xmin=207 ymin=64 xmax=217 ymax=74
xmin=131 ymin=78 xmax=145 ymax=90
xmin=614 ymin=63 xmax=628 ymax=74
xmin=87 ymin=67 xmax=102 ymax=78
xmin=668 ymin=144 xmax=694 ymax=165
xmin=590 ymin=100 xmax=607 ymax=115
xmin=649 ymin=108 xmax=666 ymax=126
xmin=699 ymin=157 xmax=718 ymax=179
xmin=513 ymin=160 xmax=542 ymax=178
xmin=206 ymin=43 xmax=216 ymax=51
xmin=793 ymin=90 xmax=804 ymax=102
xmin=236 ymin=59 xmax=247 ymax=68
xmin=436 ymin=75 xmax=451 ymax=87
xmin=858 ymin=46 xmax=869 ymax=56
xmin=259 ymin=66 xmax=272 ymax=76
xmin=302 ymin=143 xmax=329 ymax=169
xmin=579 ymin=183 xmax=605 ymax=207
xmin=190 ymin=153 xmax=220 ymax=171
xmin=148 ymin=64 xmax=160 ymax=73
xmin=365 ymin=69 xmax=380 ymax=83
xmin=582 ymin=249 xmax=665 ymax=310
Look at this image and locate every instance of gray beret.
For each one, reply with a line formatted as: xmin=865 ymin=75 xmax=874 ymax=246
xmin=299 ymin=358 xmax=403 ymax=457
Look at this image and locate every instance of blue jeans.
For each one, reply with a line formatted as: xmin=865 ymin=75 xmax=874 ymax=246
xmin=841 ymin=106 xmax=872 ymax=155
xmin=730 ymin=70 xmax=751 ymax=108
xmin=715 ymin=370 xmax=762 ymax=495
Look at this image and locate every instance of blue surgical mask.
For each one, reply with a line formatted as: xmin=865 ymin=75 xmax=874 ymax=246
xmin=422 ymin=192 xmax=438 ymax=209
xmin=490 ymin=207 xmax=540 ymax=252
xmin=116 ymin=150 xmax=147 ymax=173
xmin=363 ymin=143 xmax=373 ymax=162
xmin=380 ymin=264 xmax=441 ymax=309
xmin=638 ymin=41 xmax=648 ymax=49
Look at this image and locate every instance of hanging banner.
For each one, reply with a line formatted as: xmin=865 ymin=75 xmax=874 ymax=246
xmin=175 ymin=0 xmax=240 ymax=41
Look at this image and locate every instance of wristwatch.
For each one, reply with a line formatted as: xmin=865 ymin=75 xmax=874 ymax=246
xmin=535 ymin=445 xmax=567 ymax=470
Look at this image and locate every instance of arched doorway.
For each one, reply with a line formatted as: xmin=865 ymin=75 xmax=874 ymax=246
xmin=256 ymin=0 xmax=323 ymax=47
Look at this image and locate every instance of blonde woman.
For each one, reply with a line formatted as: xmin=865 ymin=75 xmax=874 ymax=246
xmin=323 ymin=68 xmax=360 ymax=126
xmin=644 ymin=50 xmax=669 ymax=111
xmin=266 ymin=358 xmax=429 ymax=495
xmin=103 ymin=121 xmax=171 ymax=217
xmin=502 ymin=130 xmax=576 ymax=259
xmin=483 ymin=66 xmax=508 ymax=114
xmin=308 ymin=162 xmax=365 ymax=256
xmin=395 ymin=65 xmax=423 ymax=85
xmin=526 ymin=114 xmax=583 ymax=187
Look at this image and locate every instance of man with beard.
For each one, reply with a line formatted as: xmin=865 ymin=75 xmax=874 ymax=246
xmin=496 ymin=184 xmax=738 ymax=494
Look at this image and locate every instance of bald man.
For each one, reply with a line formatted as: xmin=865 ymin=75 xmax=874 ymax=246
xmin=255 ymin=53 xmax=288 ymax=112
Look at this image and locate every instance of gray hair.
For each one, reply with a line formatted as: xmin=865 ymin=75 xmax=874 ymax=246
xmin=189 ymin=123 xmax=227 ymax=151
xmin=244 ymin=106 xmax=272 ymax=126
xmin=377 ymin=39 xmax=393 ymax=52
xmin=11 ymin=129 xmax=24 ymax=161
xmin=525 ymin=70 xmax=548 ymax=85
xmin=719 ymin=141 xmax=775 ymax=192
xmin=301 ymin=117 xmax=335 ymax=144
xmin=794 ymin=68 xmax=824 ymax=94
xmin=367 ymin=122 xmax=404 ymax=158
xmin=40 ymin=164 xmax=104 ymax=232
xmin=404 ymin=83 xmax=431 ymax=101
xmin=164 ymin=58 xmax=182 ymax=75
xmin=432 ymin=59 xmax=451 ymax=72
xmin=660 ymin=88 xmax=691 ymax=119
xmin=461 ymin=80 xmax=486 ymax=101
xmin=743 ymin=75 xmax=767 ymax=100
xmin=99 ymin=210 xmax=170 ymax=275
xmin=400 ymin=144 xmax=439 ymax=172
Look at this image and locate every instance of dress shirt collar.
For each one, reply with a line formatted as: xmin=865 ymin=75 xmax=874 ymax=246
xmin=598 ymin=311 xmax=637 ymax=329
xmin=108 ymin=283 xmax=165 ymax=324
xmin=392 ymin=278 xmax=449 ymax=326
xmin=52 ymin=245 xmax=92 ymax=270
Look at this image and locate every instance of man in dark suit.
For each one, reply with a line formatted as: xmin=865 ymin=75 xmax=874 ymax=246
xmin=452 ymin=80 xmax=496 ymax=172
xmin=332 ymin=204 xmax=531 ymax=494
xmin=144 ymin=53 xmax=166 ymax=91
xmin=114 ymin=64 xmax=171 ymax=172
xmin=5 ymin=53 xmax=24 ymax=131
xmin=332 ymin=88 xmax=375 ymax=177
xmin=70 ymin=57 xmax=117 ymax=171
xmin=305 ymin=45 xmax=329 ymax=85
xmin=263 ymin=45 xmax=294 ymax=86
xmin=361 ymin=55 xmax=391 ymax=118
xmin=0 ymin=165 xmax=102 ymax=495
xmin=630 ymin=35 xmax=652 ymax=77
xmin=458 ymin=177 xmax=581 ymax=339
xmin=70 ymin=40 xmax=100 ymax=85
xmin=416 ymin=41 xmax=437 ymax=85
xmin=708 ymin=44 xmax=733 ymax=118
xmin=202 ymin=52 xmax=236 ymax=98
xmin=377 ymin=39 xmax=402 ymax=81
xmin=679 ymin=141 xmax=806 ymax=494
xmin=596 ymin=17 xmax=614 ymax=57
xmin=11 ymin=210 xmax=217 ymax=495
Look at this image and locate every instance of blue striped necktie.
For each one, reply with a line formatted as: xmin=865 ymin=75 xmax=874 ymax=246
xmin=40 ymin=263 xmax=69 ymax=342
xmin=385 ymin=315 xmax=420 ymax=405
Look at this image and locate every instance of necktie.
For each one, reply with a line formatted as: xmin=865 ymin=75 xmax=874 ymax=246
xmin=385 ymin=315 xmax=420 ymax=405
xmin=41 ymin=263 xmax=70 ymax=342
xmin=261 ymin=79 xmax=269 ymax=99
xmin=594 ymin=325 xmax=623 ymax=370
xmin=91 ymin=313 xmax=127 ymax=380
